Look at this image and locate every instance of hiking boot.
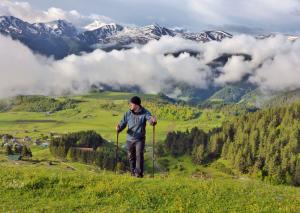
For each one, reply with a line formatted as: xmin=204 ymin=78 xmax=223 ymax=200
xmin=135 ymin=173 xmax=143 ymax=178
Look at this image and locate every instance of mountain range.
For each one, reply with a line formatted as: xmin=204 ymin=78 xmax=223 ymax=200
xmin=2 ymin=15 xmax=300 ymax=107
xmin=0 ymin=15 xmax=232 ymax=59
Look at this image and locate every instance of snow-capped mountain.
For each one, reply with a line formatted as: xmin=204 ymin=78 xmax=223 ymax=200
xmin=181 ymin=30 xmax=232 ymax=42
xmin=33 ymin=20 xmax=77 ymax=37
xmin=83 ymin=20 xmax=116 ymax=31
xmin=0 ymin=15 xmax=233 ymax=59
xmin=0 ymin=16 xmax=77 ymax=37
xmin=80 ymin=24 xmax=176 ymax=48
xmin=255 ymin=33 xmax=300 ymax=41
xmin=80 ymin=23 xmax=231 ymax=46
xmin=0 ymin=16 xmax=91 ymax=59
xmin=78 ymin=23 xmax=124 ymax=44
xmin=0 ymin=16 xmax=38 ymax=36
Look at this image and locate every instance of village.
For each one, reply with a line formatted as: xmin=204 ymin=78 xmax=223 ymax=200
xmin=1 ymin=134 xmax=49 ymax=159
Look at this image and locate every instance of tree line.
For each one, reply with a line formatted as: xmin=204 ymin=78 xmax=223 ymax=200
xmin=50 ymin=130 xmax=128 ymax=171
xmin=0 ymin=95 xmax=79 ymax=112
xmin=159 ymin=102 xmax=300 ymax=186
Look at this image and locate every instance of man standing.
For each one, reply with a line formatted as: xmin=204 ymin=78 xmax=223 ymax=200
xmin=116 ymin=96 xmax=157 ymax=178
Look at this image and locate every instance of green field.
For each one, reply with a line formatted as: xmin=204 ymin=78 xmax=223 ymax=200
xmin=1 ymin=92 xmax=299 ymax=212
xmin=0 ymin=92 xmax=224 ymax=144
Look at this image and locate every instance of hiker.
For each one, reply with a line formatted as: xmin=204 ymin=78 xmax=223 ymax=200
xmin=116 ymin=96 xmax=157 ymax=178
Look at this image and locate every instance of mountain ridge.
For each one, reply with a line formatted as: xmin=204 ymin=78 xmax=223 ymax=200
xmin=0 ymin=15 xmax=233 ymax=59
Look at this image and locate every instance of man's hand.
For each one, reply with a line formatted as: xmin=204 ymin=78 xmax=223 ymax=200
xmin=149 ymin=116 xmax=157 ymax=126
xmin=116 ymin=124 xmax=121 ymax=133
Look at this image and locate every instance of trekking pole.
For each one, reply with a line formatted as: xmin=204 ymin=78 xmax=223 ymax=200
xmin=152 ymin=125 xmax=155 ymax=178
xmin=115 ymin=131 xmax=119 ymax=174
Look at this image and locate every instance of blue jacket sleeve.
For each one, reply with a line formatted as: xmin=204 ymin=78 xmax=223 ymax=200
xmin=118 ymin=111 xmax=128 ymax=132
xmin=144 ymin=109 xmax=152 ymax=122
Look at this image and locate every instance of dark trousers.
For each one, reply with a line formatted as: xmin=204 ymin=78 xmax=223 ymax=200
xmin=127 ymin=139 xmax=145 ymax=176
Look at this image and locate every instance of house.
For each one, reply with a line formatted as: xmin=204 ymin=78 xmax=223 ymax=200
xmin=2 ymin=135 xmax=9 ymax=144
xmin=40 ymin=142 xmax=49 ymax=148
xmin=34 ymin=139 xmax=42 ymax=145
xmin=23 ymin=136 xmax=32 ymax=143
xmin=11 ymin=138 xmax=18 ymax=144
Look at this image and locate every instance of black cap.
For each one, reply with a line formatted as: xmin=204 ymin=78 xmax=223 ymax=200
xmin=130 ymin=96 xmax=141 ymax=106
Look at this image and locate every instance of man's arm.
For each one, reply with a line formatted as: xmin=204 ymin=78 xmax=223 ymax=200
xmin=116 ymin=112 xmax=128 ymax=132
xmin=145 ymin=109 xmax=157 ymax=126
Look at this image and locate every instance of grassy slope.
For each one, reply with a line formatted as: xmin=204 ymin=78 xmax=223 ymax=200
xmin=0 ymin=157 xmax=299 ymax=213
xmin=1 ymin=92 xmax=299 ymax=212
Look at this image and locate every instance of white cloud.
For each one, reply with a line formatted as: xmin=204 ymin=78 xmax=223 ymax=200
xmin=249 ymin=40 xmax=300 ymax=91
xmin=0 ymin=0 xmax=113 ymax=27
xmin=215 ymin=56 xmax=252 ymax=85
xmin=1 ymin=28 xmax=300 ymax=98
xmin=202 ymin=35 xmax=300 ymax=92
xmin=0 ymin=35 xmax=212 ymax=98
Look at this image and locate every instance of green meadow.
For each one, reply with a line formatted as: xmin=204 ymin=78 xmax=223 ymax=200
xmin=0 ymin=155 xmax=299 ymax=212
xmin=0 ymin=92 xmax=299 ymax=212
xmin=0 ymin=92 xmax=224 ymax=144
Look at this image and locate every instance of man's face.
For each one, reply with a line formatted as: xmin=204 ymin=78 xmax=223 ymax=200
xmin=129 ymin=102 xmax=139 ymax=111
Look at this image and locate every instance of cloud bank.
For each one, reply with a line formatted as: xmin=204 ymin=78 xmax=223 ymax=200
xmin=1 ymin=33 xmax=300 ymax=98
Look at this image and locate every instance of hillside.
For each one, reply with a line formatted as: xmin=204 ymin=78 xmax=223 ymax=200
xmin=0 ymin=91 xmax=300 ymax=212
xmin=0 ymin=155 xmax=299 ymax=212
xmin=161 ymin=100 xmax=300 ymax=186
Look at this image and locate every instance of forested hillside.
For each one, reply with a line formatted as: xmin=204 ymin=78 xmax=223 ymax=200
xmin=162 ymin=101 xmax=300 ymax=185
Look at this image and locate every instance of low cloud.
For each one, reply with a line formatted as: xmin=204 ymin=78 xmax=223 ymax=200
xmin=1 ymin=33 xmax=300 ymax=98
xmin=0 ymin=35 xmax=211 ymax=98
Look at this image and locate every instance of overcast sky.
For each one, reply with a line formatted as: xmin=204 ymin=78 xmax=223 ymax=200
xmin=2 ymin=0 xmax=300 ymax=34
